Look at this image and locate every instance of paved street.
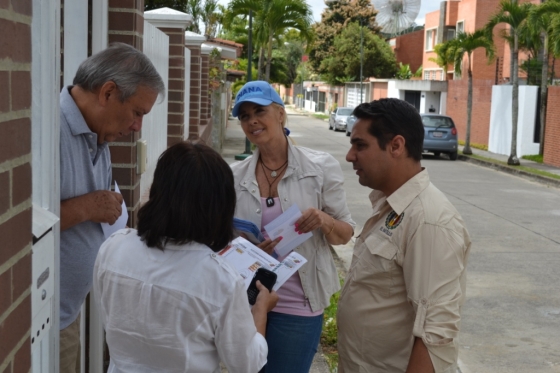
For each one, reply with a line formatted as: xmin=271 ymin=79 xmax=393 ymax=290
xmin=224 ymin=111 xmax=560 ymax=373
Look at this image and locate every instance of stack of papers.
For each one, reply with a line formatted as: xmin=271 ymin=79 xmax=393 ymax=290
xmin=219 ymin=237 xmax=307 ymax=292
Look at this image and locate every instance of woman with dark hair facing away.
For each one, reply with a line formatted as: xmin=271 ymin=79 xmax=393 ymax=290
xmin=93 ymin=142 xmax=278 ymax=373
xmin=230 ymin=81 xmax=356 ymax=373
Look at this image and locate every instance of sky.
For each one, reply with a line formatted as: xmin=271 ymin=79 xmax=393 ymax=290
xmin=218 ymin=0 xmax=443 ymax=26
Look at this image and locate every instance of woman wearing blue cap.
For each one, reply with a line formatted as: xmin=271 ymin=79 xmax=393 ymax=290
xmin=230 ymin=81 xmax=355 ymax=373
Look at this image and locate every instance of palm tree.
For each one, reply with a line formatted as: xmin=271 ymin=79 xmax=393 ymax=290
xmin=527 ymin=0 xmax=560 ymax=156
xmin=226 ymin=0 xmax=313 ymax=82
xmin=262 ymin=0 xmax=313 ymax=81
xmin=448 ymin=30 xmax=495 ymax=155
xmin=552 ymin=11 xmax=560 ymax=57
xmin=429 ymin=42 xmax=456 ymax=78
xmin=486 ymin=0 xmax=533 ymax=165
xmin=202 ymin=0 xmax=220 ymax=38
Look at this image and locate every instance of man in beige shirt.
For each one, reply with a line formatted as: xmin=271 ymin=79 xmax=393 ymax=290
xmin=338 ymin=98 xmax=471 ymax=373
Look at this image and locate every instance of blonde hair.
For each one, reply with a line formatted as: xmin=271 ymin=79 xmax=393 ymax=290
xmin=270 ymin=103 xmax=296 ymax=145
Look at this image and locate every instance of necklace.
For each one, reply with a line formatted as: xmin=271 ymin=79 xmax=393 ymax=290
xmin=259 ymin=158 xmax=288 ymax=208
xmin=260 ymin=157 xmax=288 ymax=178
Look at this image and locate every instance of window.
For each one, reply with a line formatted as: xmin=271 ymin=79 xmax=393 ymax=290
xmin=457 ymin=21 xmax=464 ymax=34
xmin=447 ymin=29 xmax=456 ymax=41
xmin=425 ymin=29 xmax=437 ymax=51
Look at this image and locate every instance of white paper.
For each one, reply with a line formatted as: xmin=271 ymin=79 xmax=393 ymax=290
xmin=264 ymin=204 xmax=313 ymax=257
xmin=101 ymin=182 xmax=128 ymax=239
xmin=218 ymin=237 xmax=307 ymax=291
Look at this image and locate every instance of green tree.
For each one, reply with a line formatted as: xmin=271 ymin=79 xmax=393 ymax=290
xmin=225 ymin=0 xmax=313 ymax=82
xmin=279 ymin=38 xmax=305 ymax=86
xmin=552 ymin=10 xmax=560 ymax=57
xmin=527 ymin=0 xmax=560 ymax=156
xmin=309 ymin=0 xmax=380 ymax=81
xmin=448 ymin=30 xmax=495 ymax=155
xmin=395 ymin=63 xmax=412 ymax=80
xmin=320 ymin=22 xmax=397 ymax=85
xmin=202 ymin=0 xmax=220 ymax=37
xmin=429 ymin=42 xmax=455 ymax=76
xmin=486 ymin=0 xmax=533 ymax=165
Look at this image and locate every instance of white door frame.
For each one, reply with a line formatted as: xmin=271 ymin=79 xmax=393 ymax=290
xmin=31 ymin=0 xmax=61 ymax=371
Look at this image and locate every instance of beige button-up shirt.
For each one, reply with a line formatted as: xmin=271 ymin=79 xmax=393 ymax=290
xmin=338 ymin=169 xmax=471 ymax=373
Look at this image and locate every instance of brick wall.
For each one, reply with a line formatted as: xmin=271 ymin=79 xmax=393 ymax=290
xmin=108 ymin=0 xmax=144 ymax=227
xmin=200 ymin=53 xmax=210 ymax=131
xmin=393 ymin=29 xmax=424 ymax=73
xmin=445 ymin=0 xmax=459 ymax=26
xmin=446 ymin=79 xmax=494 ymax=146
xmin=544 ymin=86 xmax=560 ymax=167
xmin=160 ymin=27 xmax=185 ymax=147
xmin=187 ymin=45 xmax=202 ymax=141
xmin=108 ymin=0 xmax=144 ymax=49
xmin=0 ymin=1 xmax=33 ymax=372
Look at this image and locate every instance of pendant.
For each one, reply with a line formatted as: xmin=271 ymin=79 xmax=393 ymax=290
xmin=266 ymin=197 xmax=275 ymax=208
xmin=271 ymin=171 xmax=277 ymax=177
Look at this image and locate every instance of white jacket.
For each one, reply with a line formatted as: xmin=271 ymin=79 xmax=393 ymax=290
xmin=231 ymin=142 xmax=355 ymax=311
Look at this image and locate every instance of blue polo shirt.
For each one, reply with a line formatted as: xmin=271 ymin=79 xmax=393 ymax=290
xmin=59 ymin=86 xmax=112 ymax=330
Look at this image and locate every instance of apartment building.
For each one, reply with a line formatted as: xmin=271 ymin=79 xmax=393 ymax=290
xmin=421 ymin=0 xmax=555 ymax=83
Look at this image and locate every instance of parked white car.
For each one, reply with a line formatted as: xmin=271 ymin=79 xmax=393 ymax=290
xmin=345 ymin=115 xmax=357 ymax=136
xmin=329 ymin=107 xmax=354 ymax=131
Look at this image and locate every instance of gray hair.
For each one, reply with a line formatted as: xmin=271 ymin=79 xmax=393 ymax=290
xmin=73 ymin=42 xmax=165 ymax=102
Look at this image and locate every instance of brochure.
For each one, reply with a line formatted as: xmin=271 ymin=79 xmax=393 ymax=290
xmin=101 ymin=182 xmax=128 ymax=239
xmin=218 ymin=237 xmax=307 ymax=292
xmin=264 ymin=204 xmax=313 ymax=257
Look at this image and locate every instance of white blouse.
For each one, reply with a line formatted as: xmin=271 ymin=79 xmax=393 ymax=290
xmin=93 ymin=229 xmax=267 ymax=373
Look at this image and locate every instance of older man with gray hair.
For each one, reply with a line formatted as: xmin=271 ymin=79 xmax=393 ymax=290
xmin=59 ymin=43 xmax=165 ymax=373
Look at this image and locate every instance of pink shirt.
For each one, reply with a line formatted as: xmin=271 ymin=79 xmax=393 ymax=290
xmin=261 ymin=198 xmax=323 ymax=317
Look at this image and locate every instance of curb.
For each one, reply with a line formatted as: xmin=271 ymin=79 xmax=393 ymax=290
xmin=458 ymin=155 xmax=560 ymax=189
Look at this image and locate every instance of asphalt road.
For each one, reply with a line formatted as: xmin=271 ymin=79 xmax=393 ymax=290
xmin=283 ymin=112 xmax=560 ymax=373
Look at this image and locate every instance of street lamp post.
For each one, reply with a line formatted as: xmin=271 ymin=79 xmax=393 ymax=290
xmin=360 ymin=19 xmax=363 ymax=103
xmin=235 ymin=9 xmax=253 ymax=161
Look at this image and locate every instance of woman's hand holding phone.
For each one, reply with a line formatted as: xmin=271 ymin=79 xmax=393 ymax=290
xmin=251 ymin=281 xmax=279 ymax=337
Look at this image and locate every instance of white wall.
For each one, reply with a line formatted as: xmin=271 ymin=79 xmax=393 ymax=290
xmin=63 ymin=0 xmax=88 ymax=86
xmin=489 ymin=85 xmax=540 ymax=156
xmin=140 ymin=22 xmax=170 ymax=203
xmin=421 ymin=91 xmax=440 ymax=114
xmin=387 ymin=80 xmax=405 ymax=100
xmin=439 ymin=92 xmax=447 ymax=115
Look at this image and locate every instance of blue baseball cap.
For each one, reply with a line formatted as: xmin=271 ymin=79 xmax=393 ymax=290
xmin=232 ymin=80 xmax=284 ymax=118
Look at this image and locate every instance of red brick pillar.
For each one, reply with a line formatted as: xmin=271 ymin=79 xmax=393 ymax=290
xmin=185 ymin=32 xmax=206 ymax=142
xmin=200 ymin=47 xmax=211 ymax=131
xmin=544 ymin=86 xmax=560 ymax=167
xmin=0 ymin=1 xmax=33 ymax=371
xmin=107 ymin=0 xmax=145 ymax=227
xmin=108 ymin=0 xmax=144 ymax=50
xmin=145 ymin=8 xmax=191 ymax=147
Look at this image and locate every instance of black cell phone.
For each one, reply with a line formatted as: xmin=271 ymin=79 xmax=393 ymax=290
xmin=247 ymin=268 xmax=277 ymax=305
